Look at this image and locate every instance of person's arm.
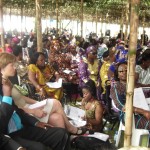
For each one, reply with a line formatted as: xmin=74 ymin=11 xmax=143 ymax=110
xmin=0 ymin=81 xmax=25 ymax=150
xmin=1 ymin=134 xmax=26 ymax=150
xmin=28 ymin=69 xmax=40 ymax=90
xmin=28 ymin=66 xmax=47 ymax=98
xmin=133 ymin=107 xmax=150 ymax=120
xmin=79 ymin=61 xmax=89 ymax=83
xmin=0 ymin=79 xmax=15 ymax=131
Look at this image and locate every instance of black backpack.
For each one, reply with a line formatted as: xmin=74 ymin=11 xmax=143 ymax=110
xmin=71 ymin=136 xmax=116 ymax=150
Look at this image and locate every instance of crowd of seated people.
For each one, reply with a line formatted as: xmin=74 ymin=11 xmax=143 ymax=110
xmin=0 ymin=29 xmax=150 ymax=149
xmin=0 ymin=61 xmax=70 ymax=150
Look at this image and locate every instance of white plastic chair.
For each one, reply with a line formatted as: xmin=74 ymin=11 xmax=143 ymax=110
xmin=115 ymin=115 xmax=149 ymax=147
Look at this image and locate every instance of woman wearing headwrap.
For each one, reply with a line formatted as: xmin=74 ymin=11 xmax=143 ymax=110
xmin=78 ymin=46 xmax=101 ymax=100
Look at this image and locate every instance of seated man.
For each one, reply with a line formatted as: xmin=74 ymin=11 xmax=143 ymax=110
xmin=0 ymin=71 xmax=70 ymax=150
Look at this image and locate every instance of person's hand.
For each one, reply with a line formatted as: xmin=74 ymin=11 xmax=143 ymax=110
xmin=33 ymin=108 xmax=47 ymax=118
xmin=96 ymin=81 xmax=100 ymax=87
xmin=2 ymin=78 xmax=12 ymax=96
xmin=35 ymin=122 xmax=53 ymax=129
xmin=39 ymin=88 xmax=47 ymax=99
xmin=19 ymin=148 xmax=26 ymax=150
xmin=143 ymin=110 xmax=150 ymax=120
xmin=122 ymin=107 xmax=126 ymax=112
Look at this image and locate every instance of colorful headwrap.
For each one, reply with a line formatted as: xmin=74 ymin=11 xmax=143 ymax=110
xmin=86 ymin=45 xmax=96 ymax=54
xmin=12 ymin=37 xmax=20 ymax=44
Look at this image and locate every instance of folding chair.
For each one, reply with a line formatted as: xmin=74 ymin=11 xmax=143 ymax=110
xmin=115 ymin=115 xmax=149 ymax=148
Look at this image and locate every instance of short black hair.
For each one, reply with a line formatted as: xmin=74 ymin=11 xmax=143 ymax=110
xmin=137 ymin=49 xmax=150 ymax=65
xmin=13 ymin=45 xmax=22 ymax=57
xmin=102 ymin=50 xmax=109 ymax=58
xmin=30 ymin=52 xmax=45 ymax=64
xmin=82 ymin=79 xmax=97 ymax=99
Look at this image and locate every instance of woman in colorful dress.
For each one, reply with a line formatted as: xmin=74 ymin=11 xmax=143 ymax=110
xmin=110 ymin=62 xmax=150 ymax=130
xmin=28 ymin=52 xmax=63 ymax=100
xmin=78 ymin=45 xmax=101 ymax=99
xmin=81 ymin=80 xmax=103 ymax=132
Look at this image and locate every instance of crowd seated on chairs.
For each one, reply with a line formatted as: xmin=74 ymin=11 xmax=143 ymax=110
xmin=1 ymin=52 xmax=95 ymax=135
xmin=1 ymin=29 xmax=150 ymax=149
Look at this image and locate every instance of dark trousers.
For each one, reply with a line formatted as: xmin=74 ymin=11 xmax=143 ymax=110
xmin=9 ymin=126 xmax=70 ymax=150
xmin=2 ymin=137 xmax=21 ymax=150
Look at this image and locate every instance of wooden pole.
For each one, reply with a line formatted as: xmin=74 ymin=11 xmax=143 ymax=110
xmin=120 ymin=8 xmax=124 ymax=40
xmin=81 ymin=0 xmax=83 ymax=37
xmin=142 ymin=10 xmax=145 ymax=46
xmin=96 ymin=9 xmax=98 ymax=35
xmin=0 ymin=0 xmax=5 ymax=52
xmin=125 ymin=0 xmax=130 ymax=42
xmin=35 ymin=0 xmax=42 ymax=52
xmin=100 ymin=14 xmax=103 ymax=37
xmin=56 ymin=0 xmax=59 ymax=34
xmin=77 ymin=20 xmax=79 ymax=35
xmin=124 ymin=0 xmax=140 ymax=146
xmin=21 ymin=2 xmax=24 ymax=37
xmin=9 ymin=6 xmax=12 ymax=31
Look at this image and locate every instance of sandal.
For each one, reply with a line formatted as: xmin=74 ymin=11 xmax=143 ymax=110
xmin=74 ymin=127 xmax=94 ymax=135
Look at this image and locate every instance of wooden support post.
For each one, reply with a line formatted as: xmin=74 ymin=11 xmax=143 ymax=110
xmin=35 ymin=0 xmax=42 ymax=52
xmin=0 ymin=0 xmax=5 ymax=52
xmin=124 ymin=0 xmax=140 ymax=146
xmin=81 ymin=0 xmax=83 ymax=37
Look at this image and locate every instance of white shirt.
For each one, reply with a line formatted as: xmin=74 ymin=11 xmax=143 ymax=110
xmin=135 ymin=65 xmax=150 ymax=84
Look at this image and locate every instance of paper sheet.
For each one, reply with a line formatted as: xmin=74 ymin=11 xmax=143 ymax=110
xmin=69 ymin=120 xmax=86 ymax=127
xmin=64 ymin=105 xmax=85 ymax=121
xmin=46 ymin=78 xmax=62 ymax=88
xmin=28 ymin=99 xmax=47 ymax=109
xmin=63 ymin=69 xmax=72 ymax=74
xmin=86 ymin=132 xmax=109 ymax=142
xmin=28 ymin=99 xmax=53 ymax=123
xmin=133 ymin=88 xmax=150 ymax=111
xmin=63 ymin=69 xmax=76 ymax=75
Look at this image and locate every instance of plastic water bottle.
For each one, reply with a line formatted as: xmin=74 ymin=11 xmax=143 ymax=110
xmin=114 ymin=131 xmax=118 ymax=142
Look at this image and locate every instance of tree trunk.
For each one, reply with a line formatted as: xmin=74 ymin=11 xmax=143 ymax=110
xmin=77 ymin=20 xmax=79 ymax=35
xmin=35 ymin=0 xmax=42 ymax=52
xmin=96 ymin=9 xmax=98 ymax=35
xmin=141 ymin=10 xmax=145 ymax=46
xmin=9 ymin=6 xmax=12 ymax=31
xmin=81 ymin=0 xmax=83 ymax=37
xmin=124 ymin=0 xmax=140 ymax=147
xmin=56 ymin=0 xmax=59 ymax=34
xmin=100 ymin=14 xmax=103 ymax=37
xmin=21 ymin=4 xmax=23 ymax=37
xmin=120 ymin=9 xmax=124 ymax=40
xmin=125 ymin=0 xmax=130 ymax=42
xmin=0 ymin=0 xmax=5 ymax=52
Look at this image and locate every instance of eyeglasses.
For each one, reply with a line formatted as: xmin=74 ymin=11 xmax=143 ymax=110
xmin=118 ymin=70 xmax=127 ymax=73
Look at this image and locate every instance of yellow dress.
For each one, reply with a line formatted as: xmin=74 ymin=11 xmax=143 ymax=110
xmin=84 ymin=58 xmax=99 ymax=84
xmin=28 ymin=64 xmax=63 ymax=100
xmin=100 ymin=61 xmax=111 ymax=94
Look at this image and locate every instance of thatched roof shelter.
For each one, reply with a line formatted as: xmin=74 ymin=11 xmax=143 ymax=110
xmin=2 ymin=0 xmax=150 ymax=26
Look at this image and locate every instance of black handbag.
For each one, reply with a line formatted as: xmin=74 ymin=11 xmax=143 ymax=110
xmin=71 ymin=136 xmax=116 ymax=150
